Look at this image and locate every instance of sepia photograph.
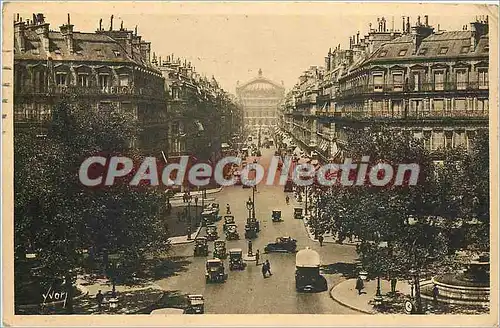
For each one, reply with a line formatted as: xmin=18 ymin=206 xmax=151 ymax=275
xmin=1 ymin=1 xmax=498 ymax=326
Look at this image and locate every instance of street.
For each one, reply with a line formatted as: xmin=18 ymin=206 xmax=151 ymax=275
xmin=156 ymin=147 xmax=359 ymax=314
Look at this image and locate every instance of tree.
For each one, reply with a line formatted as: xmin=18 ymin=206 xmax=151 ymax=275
xmin=15 ymin=96 xmax=170 ymax=312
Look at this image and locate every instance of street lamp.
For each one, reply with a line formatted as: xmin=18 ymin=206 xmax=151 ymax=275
xmin=246 ymin=197 xmax=253 ymax=219
xmin=252 ymin=185 xmax=256 ymax=219
xmin=187 ymin=195 xmax=192 ymax=240
xmin=406 ymin=216 xmax=423 ymax=314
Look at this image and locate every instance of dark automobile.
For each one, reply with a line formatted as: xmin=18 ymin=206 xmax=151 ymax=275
xmin=225 ymin=224 xmax=240 ymax=240
xmin=228 ymin=248 xmax=246 ymax=270
xmin=184 ymin=294 xmax=204 ymax=314
xmin=201 ymin=209 xmax=218 ymax=227
xmin=223 ymin=215 xmax=235 ymax=232
xmin=264 ymin=236 xmax=297 ymax=253
xmin=205 ymin=259 xmax=227 ymax=283
xmin=193 ymin=237 xmax=208 ymax=257
xmin=213 ymin=240 xmax=227 ymax=259
xmin=206 ymin=225 xmax=218 ymax=241
xmin=271 ymin=210 xmax=282 ymax=222
xmin=294 ymin=207 xmax=303 ymax=219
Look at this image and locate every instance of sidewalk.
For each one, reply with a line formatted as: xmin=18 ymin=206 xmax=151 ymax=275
xmin=330 ymin=278 xmax=411 ymax=314
xmin=170 ymin=186 xmax=223 ymax=201
xmin=289 ymin=193 xmax=359 ymax=246
xmin=74 ymin=275 xmax=164 ymax=314
xmin=169 ymin=225 xmax=203 ymax=245
xmin=169 ymin=197 xmax=216 ymax=206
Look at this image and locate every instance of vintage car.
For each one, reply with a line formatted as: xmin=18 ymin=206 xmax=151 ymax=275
xmin=223 ymin=215 xmax=235 ymax=232
xmin=184 ymin=294 xmax=204 ymax=314
xmin=247 ymin=217 xmax=260 ymax=232
xmin=264 ymin=236 xmax=297 ymax=253
xmin=206 ymin=225 xmax=218 ymax=241
xmin=244 ymin=224 xmax=258 ymax=239
xmin=228 ymin=248 xmax=246 ymax=270
xmin=295 ymin=247 xmax=328 ymax=292
xmin=272 ymin=210 xmax=283 ymax=222
xmin=225 ymin=224 xmax=240 ymax=240
xmin=213 ymin=240 xmax=227 ymax=259
xmin=294 ymin=207 xmax=304 ymax=219
xmin=201 ymin=209 xmax=218 ymax=227
xmin=284 ymin=179 xmax=294 ymax=192
xmin=205 ymin=258 xmax=227 ymax=283
xmin=193 ymin=237 xmax=209 ymax=257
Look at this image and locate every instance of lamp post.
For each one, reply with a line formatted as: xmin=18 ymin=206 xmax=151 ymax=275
xmin=252 ymin=185 xmax=256 ymax=219
xmin=246 ymin=197 xmax=253 ymax=219
xmin=406 ymin=216 xmax=423 ymax=314
xmin=194 ymin=196 xmax=199 ymax=226
xmin=187 ymin=196 xmax=192 ymax=240
xmin=304 ymin=186 xmax=308 ymax=216
xmin=315 ymin=191 xmax=320 ymax=240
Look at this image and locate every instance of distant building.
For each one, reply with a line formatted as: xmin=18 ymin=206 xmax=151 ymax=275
xmin=13 ymin=13 xmax=167 ymax=153
xmin=283 ymin=16 xmax=489 ymax=161
xmin=236 ymin=69 xmax=285 ymax=132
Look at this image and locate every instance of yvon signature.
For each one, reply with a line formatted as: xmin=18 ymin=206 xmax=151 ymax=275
xmin=42 ymin=285 xmax=68 ymax=308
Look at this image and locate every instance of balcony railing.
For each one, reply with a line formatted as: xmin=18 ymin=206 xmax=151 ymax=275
xmin=340 ymin=109 xmax=489 ymax=120
xmin=338 ymin=82 xmax=488 ymax=98
xmin=17 ymin=85 xmax=164 ymax=99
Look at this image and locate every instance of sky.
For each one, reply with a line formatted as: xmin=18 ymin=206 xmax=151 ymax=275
xmin=8 ymin=2 xmax=494 ymax=94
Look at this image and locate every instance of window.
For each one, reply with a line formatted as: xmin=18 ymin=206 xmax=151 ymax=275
xmin=119 ymin=74 xmax=129 ymax=87
xmin=434 ymin=71 xmax=444 ymax=90
xmin=445 ymin=131 xmax=453 ymax=149
xmin=477 ymin=99 xmax=488 ymax=113
xmin=34 ymin=70 xmax=46 ymax=92
xmin=398 ymin=49 xmax=407 ymax=56
xmin=418 ymin=48 xmax=428 ymax=55
xmin=372 ymin=101 xmax=383 ymax=116
xmin=99 ymin=74 xmax=109 ymax=90
xmin=410 ymin=100 xmax=422 ymax=117
xmin=78 ymin=74 xmax=89 ymax=87
xmin=412 ymin=72 xmax=420 ymax=91
xmin=121 ymin=102 xmax=133 ymax=113
xmin=439 ymin=47 xmax=449 ymax=55
xmin=460 ymin=46 xmax=470 ymax=54
xmin=378 ymin=50 xmax=387 ymax=57
xmin=478 ymin=69 xmax=488 ymax=89
xmin=423 ymin=131 xmax=431 ymax=151
xmin=55 ymin=73 xmax=67 ymax=86
xmin=433 ymin=99 xmax=444 ymax=114
xmin=373 ymin=73 xmax=383 ymax=91
xmin=392 ymin=73 xmax=403 ymax=91
xmin=455 ymin=99 xmax=467 ymax=112
xmin=392 ymin=100 xmax=403 ymax=118
xmin=454 ymin=131 xmax=466 ymax=148
xmin=431 ymin=131 xmax=444 ymax=150
xmin=456 ymin=70 xmax=467 ymax=90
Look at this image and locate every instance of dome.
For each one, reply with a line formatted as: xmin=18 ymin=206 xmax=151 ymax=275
xmin=245 ymin=81 xmax=276 ymax=92
xmin=295 ymin=247 xmax=320 ymax=268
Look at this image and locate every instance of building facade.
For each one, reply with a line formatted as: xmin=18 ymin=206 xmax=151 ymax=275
xmin=13 ymin=13 xmax=167 ymax=153
xmin=236 ymin=69 xmax=285 ymax=132
xmin=282 ymin=16 xmax=489 ymax=161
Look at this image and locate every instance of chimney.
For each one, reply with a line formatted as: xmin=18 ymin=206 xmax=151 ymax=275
xmin=110 ymin=15 xmax=114 ymax=31
xmin=356 ymin=31 xmax=360 ymax=44
xmin=33 ymin=14 xmax=50 ymax=53
xmin=402 ymin=16 xmax=405 ymax=33
xmin=424 ymin=15 xmax=429 ymax=26
xmin=406 ymin=17 xmax=410 ymax=33
xmin=14 ymin=19 xmax=26 ymax=52
xmin=59 ymin=14 xmax=75 ymax=54
xmin=349 ymin=36 xmax=352 ymax=49
xmin=411 ymin=24 xmax=434 ymax=53
xmin=470 ymin=18 xmax=489 ymax=49
xmin=140 ymin=41 xmax=151 ymax=63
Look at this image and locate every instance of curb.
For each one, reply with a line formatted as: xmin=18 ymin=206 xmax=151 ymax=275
xmin=169 ymin=225 xmax=203 ymax=245
xmin=169 ymin=197 xmax=216 ymax=207
xmin=170 ymin=187 xmax=223 ymax=201
xmin=329 ymin=283 xmax=374 ymax=315
xmin=301 ymin=215 xmax=358 ymax=247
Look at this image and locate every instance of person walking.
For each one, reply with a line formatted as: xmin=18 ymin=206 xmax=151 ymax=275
xmin=355 ymin=276 xmax=364 ymax=295
xmin=226 ymin=203 xmax=231 ymax=214
xmin=318 ymin=235 xmax=324 ymax=247
xmin=261 ymin=262 xmax=268 ymax=278
xmin=96 ymin=290 xmax=104 ymax=311
xmin=265 ymin=260 xmax=272 ymax=276
xmin=285 ymin=195 xmax=290 ymax=205
xmin=255 ymin=249 xmax=260 ymax=266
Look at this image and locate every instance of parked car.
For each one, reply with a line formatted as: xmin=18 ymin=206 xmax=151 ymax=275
xmin=223 ymin=215 xmax=235 ymax=232
xmin=294 ymin=207 xmax=304 ymax=219
xmin=213 ymin=240 xmax=227 ymax=259
xmin=225 ymin=224 xmax=240 ymax=240
xmin=206 ymin=225 xmax=218 ymax=241
xmin=271 ymin=210 xmax=283 ymax=222
xmin=264 ymin=236 xmax=297 ymax=253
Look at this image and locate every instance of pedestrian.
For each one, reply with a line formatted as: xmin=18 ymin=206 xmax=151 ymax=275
xmin=96 ymin=290 xmax=104 ymax=311
xmin=265 ymin=260 xmax=272 ymax=276
xmin=318 ymin=235 xmax=324 ymax=247
xmin=355 ymin=276 xmax=364 ymax=295
xmin=226 ymin=203 xmax=231 ymax=214
xmin=285 ymin=195 xmax=290 ymax=205
xmin=261 ymin=262 xmax=268 ymax=278
xmin=255 ymin=249 xmax=260 ymax=266
xmin=433 ymin=284 xmax=439 ymax=303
